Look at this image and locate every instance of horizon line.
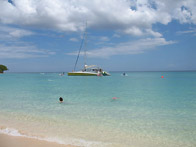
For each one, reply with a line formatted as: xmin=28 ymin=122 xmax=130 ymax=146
xmin=4 ymin=70 xmax=196 ymax=73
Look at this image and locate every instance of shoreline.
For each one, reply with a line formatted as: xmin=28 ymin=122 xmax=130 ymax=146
xmin=0 ymin=133 xmax=76 ymax=147
xmin=0 ymin=124 xmax=104 ymax=147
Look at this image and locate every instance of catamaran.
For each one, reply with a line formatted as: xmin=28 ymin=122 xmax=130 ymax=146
xmin=68 ymin=64 xmax=110 ymax=76
xmin=68 ymin=24 xmax=110 ymax=76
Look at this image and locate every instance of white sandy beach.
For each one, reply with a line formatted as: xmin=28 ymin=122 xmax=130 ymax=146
xmin=0 ymin=134 xmax=76 ymax=147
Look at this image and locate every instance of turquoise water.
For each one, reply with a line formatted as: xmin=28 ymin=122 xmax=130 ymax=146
xmin=0 ymin=72 xmax=196 ymax=147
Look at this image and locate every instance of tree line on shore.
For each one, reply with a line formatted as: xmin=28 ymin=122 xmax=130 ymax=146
xmin=0 ymin=65 xmax=8 ymax=73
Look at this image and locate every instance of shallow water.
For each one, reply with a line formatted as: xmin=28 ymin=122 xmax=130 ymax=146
xmin=0 ymin=72 xmax=196 ymax=146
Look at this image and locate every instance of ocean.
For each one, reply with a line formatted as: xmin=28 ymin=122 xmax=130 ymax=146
xmin=0 ymin=72 xmax=196 ymax=147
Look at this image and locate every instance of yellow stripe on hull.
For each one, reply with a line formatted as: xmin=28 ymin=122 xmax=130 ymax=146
xmin=67 ymin=72 xmax=97 ymax=76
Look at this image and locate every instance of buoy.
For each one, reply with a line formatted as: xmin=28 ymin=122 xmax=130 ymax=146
xmin=161 ymin=76 xmax=164 ymax=78
xmin=112 ymin=97 xmax=118 ymax=100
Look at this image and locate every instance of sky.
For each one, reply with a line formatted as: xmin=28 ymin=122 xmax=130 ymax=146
xmin=0 ymin=0 xmax=196 ymax=72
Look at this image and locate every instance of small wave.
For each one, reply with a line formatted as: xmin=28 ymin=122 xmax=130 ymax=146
xmin=0 ymin=127 xmax=23 ymax=137
xmin=0 ymin=127 xmax=107 ymax=147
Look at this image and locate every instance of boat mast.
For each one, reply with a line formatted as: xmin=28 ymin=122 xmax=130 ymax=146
xmin=84 ymin=21 xmax=87 ymax=68
xmin=73 ymin=23 xmax=86 ymax=71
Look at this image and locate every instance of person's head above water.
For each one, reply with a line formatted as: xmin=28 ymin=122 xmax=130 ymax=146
xmin=59 ymin=97 xmax=63 ymax=102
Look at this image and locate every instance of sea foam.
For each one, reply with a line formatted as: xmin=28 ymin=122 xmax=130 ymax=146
xmin=0 ymin=127 xmax=107 ymax=147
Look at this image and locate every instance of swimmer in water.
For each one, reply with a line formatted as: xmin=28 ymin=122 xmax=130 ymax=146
xmin=111 ymin=97 xmax=119 ymax=102
xmin=59 ymin=97 xmax=63 ymax=103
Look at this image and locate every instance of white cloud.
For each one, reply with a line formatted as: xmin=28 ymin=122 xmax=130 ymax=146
xmin=69 ymin=38 xmax=79 ymax=42
xmin=0 ymin=44 xmax=55 ymax=59
xmin=112 ymin=34 xmax=121 ymax=38
xmin=0 ymin=24 xmax=51 ymax=59
xmin=0 ymin=0 xmax=195 ymax=37
xmin=0 ymin=25 xmax=34 ymax=39
xmin=67 ymin=37 xmax=176 ymax=58
xmin=124 ymin=27 xmax=143 ymax=36
xmin=177 ymin=28 xmax=196 ymax=35
xmin=100 ymin=36 xmax=110 ymax=42
xmin=0 ymin=0 xmax=194 ymax=59
xmin=9 ymin=29 xmax=33 ymax=38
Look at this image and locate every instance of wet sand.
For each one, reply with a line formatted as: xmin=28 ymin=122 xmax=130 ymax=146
xmin=0 ymin=134 xmax=76 ymax=147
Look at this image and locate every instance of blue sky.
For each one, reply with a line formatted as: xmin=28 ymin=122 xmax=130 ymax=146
xmin=0 ymin=0 xmax=196 ymax=72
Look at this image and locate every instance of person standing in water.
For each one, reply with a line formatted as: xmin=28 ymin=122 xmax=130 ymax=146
xmin=59 ymin=97 xmax=63 ymax=103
